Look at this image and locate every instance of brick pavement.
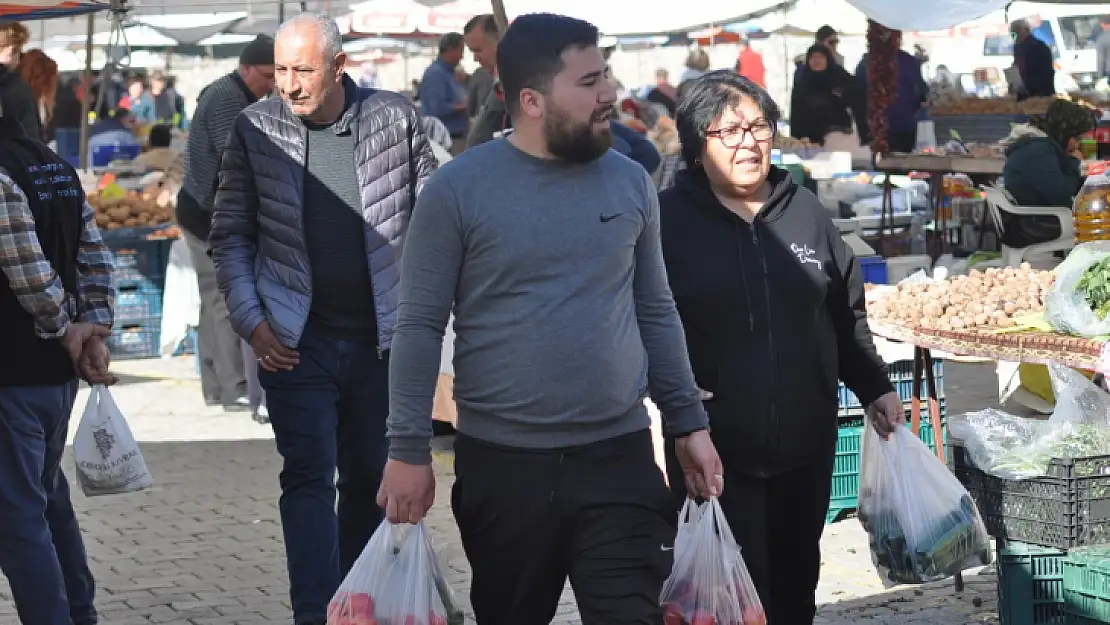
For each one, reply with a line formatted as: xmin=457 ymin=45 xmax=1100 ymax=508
xmin=0 ymin=357 xmax=1013 ymax=624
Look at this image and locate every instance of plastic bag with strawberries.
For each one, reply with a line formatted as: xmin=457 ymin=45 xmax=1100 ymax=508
xmin=327 ymin=519 xmax=465 ymax=625
xmin=660 ymin=498 xmax=766 ymax=625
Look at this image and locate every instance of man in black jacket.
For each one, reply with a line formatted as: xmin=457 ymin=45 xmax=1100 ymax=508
xmin=1012 ymin=19 xmax=1055 ymax=99
xmin=179 ymin=35 xmax=275 ymax=412
xmin=0 ymin=98 xmax=116 ymax=625
xmin=209 ymin=13 xmax=435 ymax=625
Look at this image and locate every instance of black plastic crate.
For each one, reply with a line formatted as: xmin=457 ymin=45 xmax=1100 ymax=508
xmin=931 ymin=113 xmax=1029 ymax=145
xmin=954 ymin=445 xmax=1110 ymax=550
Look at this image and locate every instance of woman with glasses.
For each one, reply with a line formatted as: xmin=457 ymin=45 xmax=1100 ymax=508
xmin=658 ymin=70 xmax=902 ymax=624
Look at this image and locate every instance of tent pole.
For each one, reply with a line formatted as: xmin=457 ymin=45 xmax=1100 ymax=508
xmin=79 ymin=13 xmax=95 ymax=171
xmin=490 ymin=0 xmax=507 ymax=33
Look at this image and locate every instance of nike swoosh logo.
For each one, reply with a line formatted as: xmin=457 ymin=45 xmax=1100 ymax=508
xmin=600 ymin=213 xmax=622 ymax=223
xmin=660 ymin=544 xmax=674 ymax=551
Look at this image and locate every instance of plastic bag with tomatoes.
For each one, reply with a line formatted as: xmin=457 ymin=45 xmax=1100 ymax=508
xmin=858 ymin=411 xmax=992 ymax=586
xmin=660 ymin=498 xmax=766 ymax=625
xmin=327 ymin=519 xmax=465 ymax=625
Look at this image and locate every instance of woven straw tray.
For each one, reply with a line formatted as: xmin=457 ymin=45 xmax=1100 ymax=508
xmin=867 ymin=319 xmax=1110 ymax=375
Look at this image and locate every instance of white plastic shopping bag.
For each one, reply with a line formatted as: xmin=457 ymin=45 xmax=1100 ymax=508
xmin=327 ymin=519 xmax=464 ymax=625
xmin=73 ymin=385 xmax=154 ymax=496
xmin=858 ymin=412 xmax=991 ymax=585
xmin=660 ymin=498 xmax=766 ymax=625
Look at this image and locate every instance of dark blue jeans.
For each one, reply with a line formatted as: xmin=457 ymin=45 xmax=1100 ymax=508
xmin=0 ymin=380 xmax=97 ymax=625
xmin=259 ymin=325 xmax=389 ymax=624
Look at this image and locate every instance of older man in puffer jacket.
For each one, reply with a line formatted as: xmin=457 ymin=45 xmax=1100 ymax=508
xmin=208 ymin=12 xmax=436 ymax=625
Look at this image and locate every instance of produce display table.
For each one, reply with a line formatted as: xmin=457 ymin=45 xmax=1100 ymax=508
xmin=871 ymin=153 xmax=1004 ymax=256
xmin=868 ymin=320 xmax=1110 ymax=376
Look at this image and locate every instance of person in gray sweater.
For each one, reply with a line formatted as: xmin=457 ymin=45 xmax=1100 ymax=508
xmin=179 ymin=36 xmax=275 ymax=412
xmin=379 ymin=13 xmax=723 ymax=625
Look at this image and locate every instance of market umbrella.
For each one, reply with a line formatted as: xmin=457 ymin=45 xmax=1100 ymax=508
xmin=0 ymin=0 xmax=105 ymax=21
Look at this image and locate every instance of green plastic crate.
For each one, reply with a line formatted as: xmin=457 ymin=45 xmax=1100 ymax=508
xmin=997 ymin=539 xmax=1068 ymax=625
xmin=826 ymin=399 xmax=948 ymax=524
xmin=1062 ymin=546 xmax=1110 ymax=623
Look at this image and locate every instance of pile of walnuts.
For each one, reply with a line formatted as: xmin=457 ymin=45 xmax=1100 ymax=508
xmin=868 ymin=264 xmax=1056 ymax=331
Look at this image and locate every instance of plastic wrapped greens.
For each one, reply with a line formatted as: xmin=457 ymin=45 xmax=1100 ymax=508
xmin=948 ymin=363 xmax=1110 ymax=479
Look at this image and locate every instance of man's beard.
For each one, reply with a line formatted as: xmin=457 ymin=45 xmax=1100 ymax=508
xmin=543 ymin=104 xmax=612 ymax=164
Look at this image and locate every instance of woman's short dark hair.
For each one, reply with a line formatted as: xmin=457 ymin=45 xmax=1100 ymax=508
xmin=676 ymin=69 xmax=780 ymax=170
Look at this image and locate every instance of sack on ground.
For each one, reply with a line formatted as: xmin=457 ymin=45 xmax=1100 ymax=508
xmin=660 ymin=498 xmax=767 ymax=625
xmin=327 ymin=519 xmax=464 ymax=625
xmin=858 ymin=412 xmax=991 ymax=585
xmin=73 ymin=385 xmax=154 ymax=496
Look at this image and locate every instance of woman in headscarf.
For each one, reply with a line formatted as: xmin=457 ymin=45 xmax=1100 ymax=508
xmin=1000 ymin=98 xmax=1097 ymax=246
xmin=789 ymin=44 xmax=860 ymax=145
xmin=16 ymin=49 xmax=58 ymax=141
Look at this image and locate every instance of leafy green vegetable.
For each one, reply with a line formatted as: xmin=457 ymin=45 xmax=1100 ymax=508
xmin=991 ymin=425 xmax=1110 ymax=476
xmin=1077 ymin=257 xmax=1110 ymax=320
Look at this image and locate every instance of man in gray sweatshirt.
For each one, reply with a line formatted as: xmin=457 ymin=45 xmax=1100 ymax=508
xmin=379 ymin=13 xmax=723 ymax=625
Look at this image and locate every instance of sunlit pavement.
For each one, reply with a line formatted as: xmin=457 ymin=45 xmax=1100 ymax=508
xmin=0 ymin=356 xmax=1007 ymax=624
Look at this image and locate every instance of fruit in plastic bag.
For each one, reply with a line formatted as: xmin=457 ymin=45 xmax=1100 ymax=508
xmin=659 ymin=498 xmax=766 ymax=625
xmin=326 ymin=520 xmax=464 ymax=625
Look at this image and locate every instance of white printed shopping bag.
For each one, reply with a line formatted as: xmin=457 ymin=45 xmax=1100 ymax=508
xmin=73 ymin=385 xmax=154 ymax=496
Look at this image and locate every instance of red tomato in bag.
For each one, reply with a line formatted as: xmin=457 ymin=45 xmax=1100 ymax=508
xmin=429 ymin=612 xmax=449 ymax=625
xmin=347 ymin=594 xmax=374 ymax=616
xmin=690 ymin=611 xmax=717 ymax=625
xmin=741 ymin=607 xmax=767 ymax=625
xmin=663 ymin=603 xmax=685 ymax=625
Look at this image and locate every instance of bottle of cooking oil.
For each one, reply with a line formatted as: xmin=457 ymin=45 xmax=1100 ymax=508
xmin=1074 ymin=162 xmax=1110 ymax=243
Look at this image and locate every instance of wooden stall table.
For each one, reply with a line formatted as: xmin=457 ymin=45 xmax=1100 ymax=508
xmin=872 ymin=153 xmax=1004 ymax=256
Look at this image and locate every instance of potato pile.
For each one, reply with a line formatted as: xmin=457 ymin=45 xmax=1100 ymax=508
xmin=89 ymin=185 xmax=174 ymax=230
xmin=930 ymin=95 xmax=1056 ymax=116
xmin=868 ymin=264 xmax=1056 ymax=331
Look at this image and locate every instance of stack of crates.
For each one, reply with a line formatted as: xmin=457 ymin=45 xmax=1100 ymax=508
xmin=956 ymin=445 xmax=1110 ymax=624
xmin=996 ymin=539 xmax=1068 ymax=625
xmin=103 ymin=228 xmax=174 ymax=360
xmin=827 ymin=359 xmax=948 ymax=523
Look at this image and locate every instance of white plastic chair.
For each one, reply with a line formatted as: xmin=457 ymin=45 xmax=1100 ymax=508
xmin=979 ymin=185 xmax=1074 ymax=268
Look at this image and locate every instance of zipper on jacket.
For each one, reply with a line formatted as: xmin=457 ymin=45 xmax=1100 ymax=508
xmin=733 ymin=222 xmax=756 ymax=331
xmin=750 ymin=223 xmax=778 ymax=455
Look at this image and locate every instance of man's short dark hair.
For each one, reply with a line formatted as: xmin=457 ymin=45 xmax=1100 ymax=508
xmin=148 ymin=124 xmax=172 ymax=148
xmin=675 ymin=70 xmax=780 ymax=170
xmin=1101 ymin=15 xmax=1110 ymax=26
xmin=495 ymin=13 xmax=600 ymax=117
xmin=439 ymin=32 xmax=465 ymax=54
xmin=464 ymin=13 xmax=498 ymax=38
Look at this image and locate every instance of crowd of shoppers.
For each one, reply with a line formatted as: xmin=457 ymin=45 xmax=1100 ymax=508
xmin=0 ymin=9 xmax=925 ymax=625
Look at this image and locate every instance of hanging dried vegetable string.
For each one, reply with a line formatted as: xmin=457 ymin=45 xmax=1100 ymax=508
xmin=866 ymin=20 xmax=898 ymax=154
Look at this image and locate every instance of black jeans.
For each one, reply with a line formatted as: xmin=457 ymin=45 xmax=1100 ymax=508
xmin=0 ymin=380 xmax=97 ymax=625
xmin=259 ymin=324 xmax=389 ymax=624
xmin=452 ymin=430 xmax=676 ymax=625
xmin=665 ymin=443 xmax=835 ymax=625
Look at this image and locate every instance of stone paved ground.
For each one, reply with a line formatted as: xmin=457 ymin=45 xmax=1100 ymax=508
xmin=0 ymin=356 xmax=1015 ymax=624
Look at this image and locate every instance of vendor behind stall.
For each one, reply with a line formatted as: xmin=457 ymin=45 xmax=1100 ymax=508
xmin=1000 ymin=99 xmax=1096 ymax=247
xmin=86 ymin=107 xmax=141 ymax=166
xmin=132 ymin=124 xmax=177 ymax=172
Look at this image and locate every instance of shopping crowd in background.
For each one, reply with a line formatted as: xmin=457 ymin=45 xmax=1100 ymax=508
xmin=0 ymin=8 xmax=1064 ymax=625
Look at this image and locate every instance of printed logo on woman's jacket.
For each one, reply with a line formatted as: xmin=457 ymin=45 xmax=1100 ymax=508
xmin=791 ymin=243 xmax=823 ymax=269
